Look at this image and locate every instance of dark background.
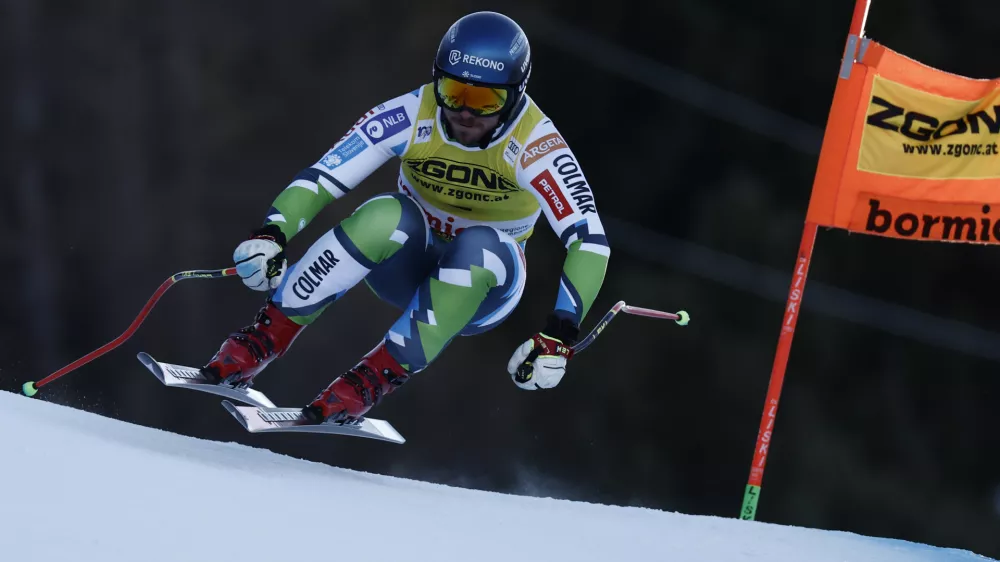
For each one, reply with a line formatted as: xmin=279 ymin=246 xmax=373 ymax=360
xmin=4 ymin=0 xmax=1000 ymax=557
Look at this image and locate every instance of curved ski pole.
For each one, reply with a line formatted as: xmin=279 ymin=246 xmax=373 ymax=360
xmin=22 ymin=267 xmax=238 ymax=397
xmin=515 ymin=301 xmax=690 ymax=381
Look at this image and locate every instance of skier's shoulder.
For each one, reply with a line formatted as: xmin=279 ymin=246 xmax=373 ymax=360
xmin=373 ymin=84 xmax=427 ymax=109
xmin=343 ymin=86 xmax=428 ymax=152
xmin=374 ymin=84 xmax=436 ymax=122
xmin=510 ymin=95 xmax=567 ymax=147
xmin=369 ymin=85 xmax=427 ymax=123
xmin=509 ymin=96 xmax=575 ymax=174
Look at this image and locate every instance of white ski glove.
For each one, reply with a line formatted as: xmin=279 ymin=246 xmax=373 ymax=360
xmin=507 ymin=330 xmax=576 ymax=390
xmin=234 ymin=225 xmax=287 ymax=291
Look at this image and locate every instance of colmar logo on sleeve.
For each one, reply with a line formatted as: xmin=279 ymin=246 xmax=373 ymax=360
xmin=553 ymin=154 xmax=596 ymax=214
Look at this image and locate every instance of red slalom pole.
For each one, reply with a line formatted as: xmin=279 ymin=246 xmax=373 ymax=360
xmin=21 ymin=267 xmax=238 ymax=397
xmin=740 ymin=223 xmax=817 ymax=519
xmin=740 ymin=0 xmax=871 ymax=521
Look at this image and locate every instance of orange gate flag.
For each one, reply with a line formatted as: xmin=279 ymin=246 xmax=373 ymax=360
xmin=807 ymin=41 xmax=1000 ymax=244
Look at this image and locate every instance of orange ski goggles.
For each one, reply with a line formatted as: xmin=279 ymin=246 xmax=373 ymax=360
xmin=435 ymin=76 xmax=509 ymax=116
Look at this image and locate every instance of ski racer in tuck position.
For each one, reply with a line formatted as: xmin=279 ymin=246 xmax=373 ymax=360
xmin=201 ymin=11 xmax=611 ymax=424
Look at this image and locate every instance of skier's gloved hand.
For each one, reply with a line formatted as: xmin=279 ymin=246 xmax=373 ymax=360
xmin=507 ymin=314 xmax=579 ymax=390
xmin=234 ymin=224 xmax=287 ymax=291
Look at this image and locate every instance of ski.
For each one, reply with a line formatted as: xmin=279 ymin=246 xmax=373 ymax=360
xmin=221 ymin=401 xmax=406 ymax=444
xmin=137 ymin=352 xmax=276 ymax=409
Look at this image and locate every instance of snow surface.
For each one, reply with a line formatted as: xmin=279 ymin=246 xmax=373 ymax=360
xmin=0 ymin=390 xmax=992 ymax=562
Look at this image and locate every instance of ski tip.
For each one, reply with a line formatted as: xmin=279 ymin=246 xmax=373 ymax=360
xmin=370 ymin=420 xmax=406 ymax=445
xmin=221 ymin=400 xmax=251 ymax=431
xmin=675 ymin=310 xmax=690 ymax=326
xmin=22 ymin=381 xmax=38 ymax=397
xmin=221 ymin=400 xmax=239 ymax=416
xmin=136 ymin=352 xmax=168 ymax=384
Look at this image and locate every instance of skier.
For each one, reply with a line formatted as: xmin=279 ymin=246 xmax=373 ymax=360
xmin=200 ymin=11 xmax=611 ymax=424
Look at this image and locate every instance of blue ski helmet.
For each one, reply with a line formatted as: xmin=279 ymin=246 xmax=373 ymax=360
xmin=432 ymin=11 xmax=532 ymax=119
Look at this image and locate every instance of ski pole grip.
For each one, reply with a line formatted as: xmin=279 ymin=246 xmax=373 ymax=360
xmin=514 ymin=348 xmax=541 ymax=384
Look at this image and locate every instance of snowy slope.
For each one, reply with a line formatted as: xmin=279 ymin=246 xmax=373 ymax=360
xmin=0 ymin=391 xmax=991 ymax=562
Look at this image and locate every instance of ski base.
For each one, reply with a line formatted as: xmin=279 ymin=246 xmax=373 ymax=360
xmin=137 ymin=352 xmax=276 ymax=409
xmin=221 ymin=401 xmax=405 ymax=444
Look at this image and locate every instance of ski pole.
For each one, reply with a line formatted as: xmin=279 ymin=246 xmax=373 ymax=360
xmin=21 ymin=267 xmax=238 ymax=397
xmin=573 ymin=301 xmax=689 ymax=353
xmin=515 ymin=301 xmax=690 ymax=382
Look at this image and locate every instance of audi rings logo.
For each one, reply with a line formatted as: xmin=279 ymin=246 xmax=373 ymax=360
xmin=448 ymin=50 xmax=462 ymax=65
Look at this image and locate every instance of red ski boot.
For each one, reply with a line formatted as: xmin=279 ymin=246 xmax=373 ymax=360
xmin=301 ymin=342 xmax=411 ymax=423
xmin=201 ymin=300 xmax=305 ymax=387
